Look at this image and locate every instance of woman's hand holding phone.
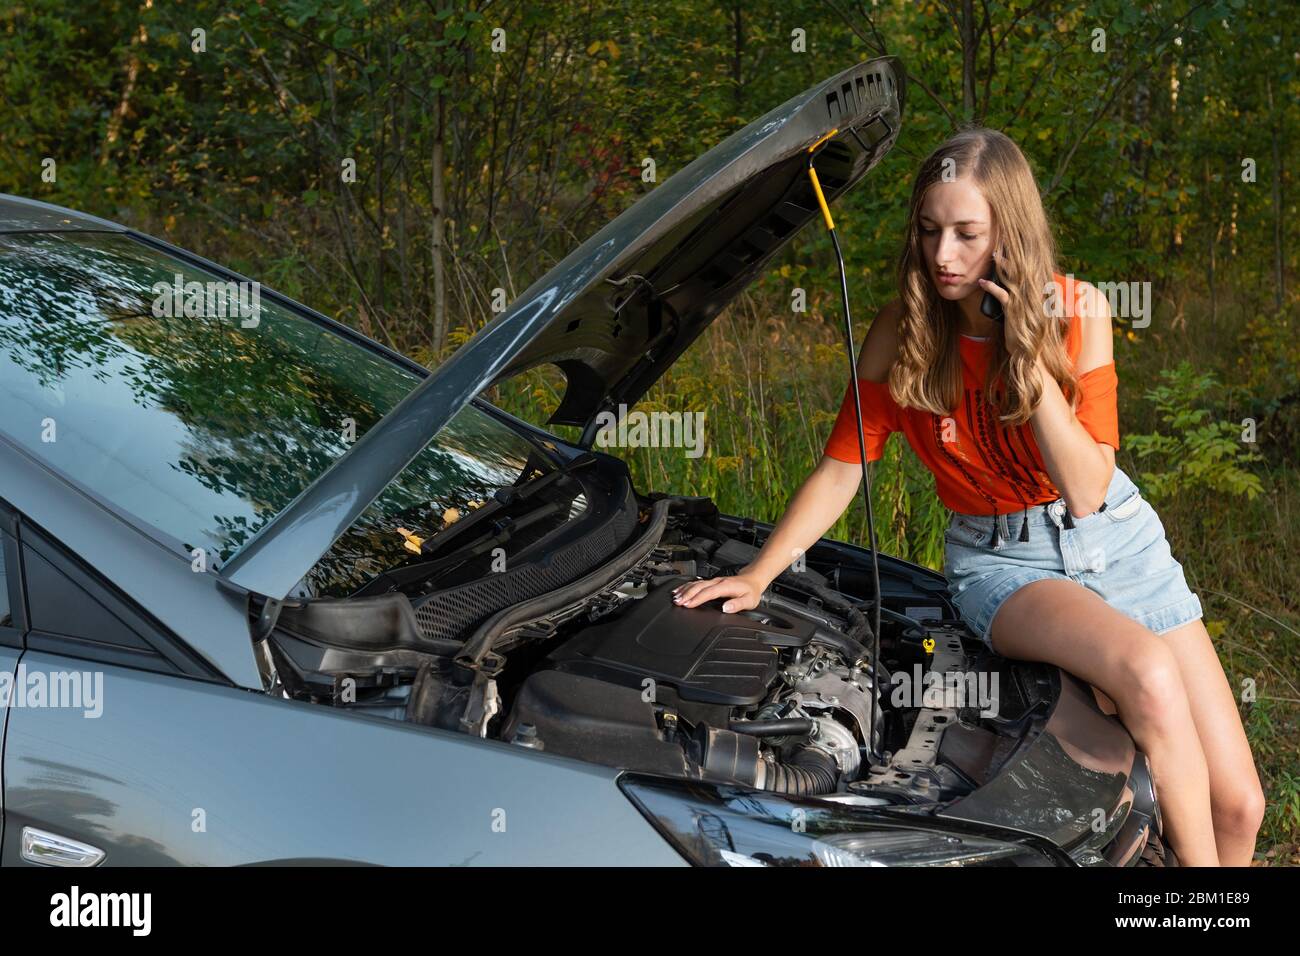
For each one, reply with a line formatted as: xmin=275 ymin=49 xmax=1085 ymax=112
xmin=978 ymin=250 xmax=1010 ymax=323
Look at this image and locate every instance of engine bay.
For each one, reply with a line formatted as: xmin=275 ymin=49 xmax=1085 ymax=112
xmin=259 ymin=463 xmax=1053 ymax=807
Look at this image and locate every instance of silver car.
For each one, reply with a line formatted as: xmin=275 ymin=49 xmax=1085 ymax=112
xmin=0 ymin=56 xmax=1169 ymax=867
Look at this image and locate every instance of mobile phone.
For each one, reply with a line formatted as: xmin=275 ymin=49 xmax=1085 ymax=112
xmin=980 ymin=260 xmax=1004 ymax=323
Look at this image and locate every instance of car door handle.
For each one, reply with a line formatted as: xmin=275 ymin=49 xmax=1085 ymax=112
xmin=20 ymin=827 xmax=106 ymax=867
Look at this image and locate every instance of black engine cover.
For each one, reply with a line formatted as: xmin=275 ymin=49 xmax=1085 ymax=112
xmin=546 ymin=577 xmax=815 ymax=705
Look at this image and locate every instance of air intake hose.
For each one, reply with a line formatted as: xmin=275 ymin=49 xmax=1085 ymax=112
xmin=760 ymin=745 xmax=840 ymax=796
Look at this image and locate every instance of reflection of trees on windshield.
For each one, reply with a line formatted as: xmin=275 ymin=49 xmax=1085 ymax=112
xmin=0 ymin=232 xmax=552 ymax=573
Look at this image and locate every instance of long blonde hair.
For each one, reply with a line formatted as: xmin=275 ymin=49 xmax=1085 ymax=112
xmin=890 ymin=126 xmax=1077 ymax=425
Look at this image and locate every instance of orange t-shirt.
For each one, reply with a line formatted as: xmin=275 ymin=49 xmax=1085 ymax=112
xmin=823 ymin=274 xmax=1119 ymax=516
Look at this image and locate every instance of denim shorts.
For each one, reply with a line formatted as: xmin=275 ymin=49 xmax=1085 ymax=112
xmin=942 ymin=465 xmax=1204 ymax=653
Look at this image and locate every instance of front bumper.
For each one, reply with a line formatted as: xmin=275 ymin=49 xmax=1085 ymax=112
xmin=939 ymin=668 xmax=1155 ymax=864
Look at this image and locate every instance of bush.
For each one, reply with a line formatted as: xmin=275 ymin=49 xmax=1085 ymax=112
xmin=1124 ymin=361 xmax=1265 ymax=503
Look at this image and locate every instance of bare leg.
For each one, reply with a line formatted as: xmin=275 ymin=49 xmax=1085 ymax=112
xmin=1154 ymin=619 xmax=1266 ymax=866
xmin=988 ymin=578 xmax=1220 ymax=866
xmin=1091 ymin=686 xmax=1118 ymax=715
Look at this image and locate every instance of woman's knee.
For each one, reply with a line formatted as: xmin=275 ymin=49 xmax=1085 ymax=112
xmin=1110 ymin=637 xmax=1188 ymax=733
xmin=1216 ymin=779 xmax=1266 ymax=838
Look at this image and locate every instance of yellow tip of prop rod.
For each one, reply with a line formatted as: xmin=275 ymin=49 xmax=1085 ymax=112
xmin=806 ymin=128 xmax=839 ymax=232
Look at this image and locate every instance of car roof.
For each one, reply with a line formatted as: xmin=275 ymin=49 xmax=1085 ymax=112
xmin=0 ymin=194 xmax=128 ymax=234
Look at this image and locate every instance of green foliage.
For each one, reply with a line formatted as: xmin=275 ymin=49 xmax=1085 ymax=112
xmin=1269 ymin=768 xmax=1300 ymax=845
xmin=1234 ymin=312 xmax=1300 ymax=462
xmin=1125 ymin=361 xmax=1264 ymax=502
xmin=2 ymin=0 xmax=1288 ymax=362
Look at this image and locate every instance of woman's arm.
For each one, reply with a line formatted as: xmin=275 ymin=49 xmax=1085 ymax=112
xmin=1031 ymin=366 xmax=1115 ymax=517
xmin=982 ymin=276 xmax=1116 ymax=517
xmin=732 ymin=455 xmax=867 ymax=588
xmin=674 ymin=301 xmax=901 ymax=610
xmin=673 ymin=456 xmax=863 ymax=611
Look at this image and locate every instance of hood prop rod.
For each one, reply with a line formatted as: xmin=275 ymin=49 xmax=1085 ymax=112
xmin=807 ymin=130 xmax=887 ymax=772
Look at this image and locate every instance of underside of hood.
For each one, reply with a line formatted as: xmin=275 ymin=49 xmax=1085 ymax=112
xmin=499 ymin=56 xmax=906 ymax=433
xmin=221 ymin=56 xmax=905 ymax=600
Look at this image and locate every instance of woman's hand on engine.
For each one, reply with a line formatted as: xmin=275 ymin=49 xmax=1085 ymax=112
xmin=671 ymin=571 xmax=767 ymax=613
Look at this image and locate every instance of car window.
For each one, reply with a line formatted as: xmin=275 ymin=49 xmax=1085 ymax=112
xmin=17 ymin=522 xmax=219 ymax=678
xmin=0 ymin=538 xmax=11 ymax=627
xmin=24 ymin=539 xmax=155 ymax=653
xmin=0 ymin=231 xmax=555 ymax=575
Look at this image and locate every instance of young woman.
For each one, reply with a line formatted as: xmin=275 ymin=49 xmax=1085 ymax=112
xmin=672 ymin=127 xmax=1264 ymax=867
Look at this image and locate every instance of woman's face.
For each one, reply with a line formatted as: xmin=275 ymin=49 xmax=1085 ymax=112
xmin=918 ymin=176 xmax=997 ymax=303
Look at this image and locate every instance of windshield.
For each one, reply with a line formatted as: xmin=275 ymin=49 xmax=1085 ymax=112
xmin=0 ymin=231 xmax=558 ymax=589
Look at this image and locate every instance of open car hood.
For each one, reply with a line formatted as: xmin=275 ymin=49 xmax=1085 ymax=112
xmin=221 ymin=56 xmax=906 ymax=600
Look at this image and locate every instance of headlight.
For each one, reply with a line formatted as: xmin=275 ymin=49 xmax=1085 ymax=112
xmin=619 ymin=774 xmax=1071 ymax=867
